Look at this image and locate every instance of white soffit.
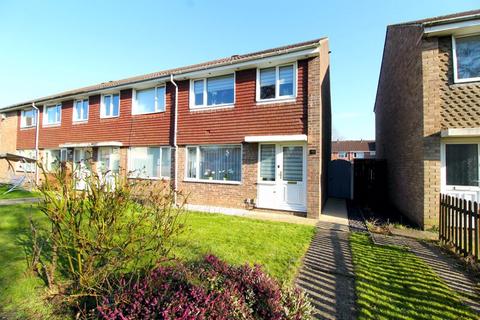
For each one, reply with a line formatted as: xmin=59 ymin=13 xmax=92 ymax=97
xmin=244 ymin=134 xmax=307 ymax=142
xmin=424 ymin=19 xmax=480 ymax=36
xmin=441 ymin=128 xmax=480 ymax=138
xmin=59 ymin=141 xmax=123 ymax=148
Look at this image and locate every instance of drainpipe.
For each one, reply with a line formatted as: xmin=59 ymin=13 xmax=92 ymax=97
xmin=31 ymin=102 xmax=40 ymax=185
xmin=170 ymin=74 xmax=179 ymax=205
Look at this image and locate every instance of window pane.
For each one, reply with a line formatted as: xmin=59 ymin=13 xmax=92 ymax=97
xmin=156 ymin=87 xmax=165 ymax=111
xmin=161 ymin=147 xmax=171 ymax=178
xmin=104 ymin=95 xmax=111 ymax=116
xmin=75 ymin=101 xmax=82 ymax=120
xmin=279 ymin=65 xmax=294 ymax=96
xmin=446 ymin=144 xmax=479 ymax=186
xmin=22 ymin=109 xmax=36 ymax=127
xmin=199 ymin=146 xmax=241 ymax=181
xmin=194 ymin=80 xmax=204 ymax=106
xmin=45 ymin=150 xmax=61 ymax=171
xmin=130 ymin=147 xmax=161 ymax=178
xmin=187 ymin=147 xmax=197 ymax=178
xmin=456 ymin=35 xmax=480 ymax=80
xmin=112 ymin=94 xmax=120 ymax=116
xmin=136 ymin=88 xmax=155 ymax=114
xmin=260 ymin=68 xmax=276 ymax=99
xmin=260 ymin=144 xmax=275 ymax=181
xmin=45 ymin=105 xmax=60 ymax=124
xmin=207 ymin=74 xmax=234 ymax=105
xmin=283 ymin=146 xmax=303 ymax=182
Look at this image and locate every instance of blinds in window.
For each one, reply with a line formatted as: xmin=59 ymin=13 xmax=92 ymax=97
xmin=260 ymin=144 xmax=275 ymax=181
xmin=283 ymin=146 xmax=303 ymax=182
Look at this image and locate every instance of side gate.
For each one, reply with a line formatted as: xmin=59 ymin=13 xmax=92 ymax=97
xmin=328 ymin=160 xmax=353 ymax=199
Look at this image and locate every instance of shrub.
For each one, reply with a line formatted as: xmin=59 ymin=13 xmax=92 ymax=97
xmin=97 ymin=255 xmax=312 ymax=320
xmin=30 ymin=161 xmax=186 ymax=302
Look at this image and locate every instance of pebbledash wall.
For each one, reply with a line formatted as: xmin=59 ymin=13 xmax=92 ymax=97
xmin=376 ymin=24 xmax=480 ymax=228
xmin=4 ymin=40 xmax=331 ymax=219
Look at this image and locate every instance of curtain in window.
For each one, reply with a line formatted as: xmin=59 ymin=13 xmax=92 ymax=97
xmin=446 ymin=144 xmax=479 ymax=186
xmin=199 ymin=146 xmax=241 ymax=181
xmin=260 ymin=68 xmax=276 ymax=99
xmin=456 ymin=35 xmax=480 ymax=79
xmin=207 ymin=75 xmax=234 ymax=105
xmin=260 ymin=144 xmax=275 ymax=181
xmin=283 ymin=146 xmax=303 ymax=182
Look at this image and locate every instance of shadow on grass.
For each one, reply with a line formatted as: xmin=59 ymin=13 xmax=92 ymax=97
xmin=350 ymin=233 xmax=478 ymax=320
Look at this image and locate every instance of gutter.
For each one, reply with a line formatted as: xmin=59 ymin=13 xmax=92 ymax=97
xmin=170 ymin=74 xmax=179 ymax=205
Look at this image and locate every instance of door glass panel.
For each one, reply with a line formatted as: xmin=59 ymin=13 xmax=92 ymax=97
xmin=260 ymin=144 xmax=275 ymax=181
xmin=283 ymin=146 xmax=303 ymax=182
xmin=446 ymin=144 xmax=478 ymax=186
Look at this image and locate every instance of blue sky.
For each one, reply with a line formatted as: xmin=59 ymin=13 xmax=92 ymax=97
xmin=0 ymin=1 xmax=478 ymax=140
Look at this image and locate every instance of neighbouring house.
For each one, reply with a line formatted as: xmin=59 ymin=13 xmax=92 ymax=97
xmin=0 ymin=38 xmax=331 ymax=219
xmin=375 ymin=10 xmax=480 ymax=228
xmin=331 ymin=140 xmax=376 ymax=162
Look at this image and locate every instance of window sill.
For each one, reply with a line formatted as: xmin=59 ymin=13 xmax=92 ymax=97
xmin=73 ymin=120 xmax=88 ymax=124
xmin=100 ymin=115 xmax=120 ymax=119
xmin=132 ymin=110 xmax=166 ymax=116
xmin=128 ymin=176 xmax=170 ymax=181
xmin=256 ymin=98 xmax=296 ymax=105
xmin=42 ymin=123 xmax=61 ymax=128
xmin=20 ymin=126 xmax=36 ymax=130
xmin=452 ymin=77 xmax=480 ymax=85
xmin=189 ymin=104 xmax=234 ymax=112
xmin=183 ymin=178 xmax=241 ymax=185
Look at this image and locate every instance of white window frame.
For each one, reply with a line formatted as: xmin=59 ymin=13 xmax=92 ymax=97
xmin=189 ymin=73 xmax=236 ymax=110
xmin=43 ymin=149 xmax=61 ymax=171
xmin=256 ymin=62 xmax=297 ymax=103
xmin=101 ymin=93 xmax=120 ymax=118
xmin=20 ymin=108 xmax=37 ymax=128
xmin=452 ymin=34 xmax=480 ymax=84
xmin=73 ymin=99 xmax=89 ymax=122
xmin=132 ymin=86 xmax=166 ymax=115
xmin=43 ymin=103 xmax=62 ymax=126
xmin=127 ymin=146 xmax=171 ymax=180
xmin=184 ymin=144 xmax=242 ymax=184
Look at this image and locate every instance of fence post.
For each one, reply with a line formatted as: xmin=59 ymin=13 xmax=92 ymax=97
xmin=455 ymin=197 xmax=459 ymax=253
xmin=447 ymin=195 xmax=451 ymax=243
xmin=475 ymin=201 xmax=479 ymax=261
xmin=468 ymin=200 xmax=473 ymax=257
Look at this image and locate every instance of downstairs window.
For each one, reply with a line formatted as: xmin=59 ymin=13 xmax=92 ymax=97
xmin=186 ymin=145 xmax=241 ymax=182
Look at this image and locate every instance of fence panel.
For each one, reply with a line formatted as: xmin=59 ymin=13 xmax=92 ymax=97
xmin=439 ymin=194 xmax=479 ymax=261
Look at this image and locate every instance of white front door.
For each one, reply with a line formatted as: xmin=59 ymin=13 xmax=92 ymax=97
xmin=441 ymin=142 xmax=480 ymax=202
xmin=257 ymin=143 xmax=306 ymax=212
xmin=73 ymin=148 xmax=92 ymax=190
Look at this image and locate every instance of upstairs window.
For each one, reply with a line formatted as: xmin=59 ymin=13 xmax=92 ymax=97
xmin=258 ymin=63 xmax=296 ymax=101
xmin=453 ymin=35 xmax=480 ymax=82
xmin=101 ymin=93 xmax=120 ymax=118
xmin=73 ymin=99 xmax=89 ymax=122
xmin=133 ymin=86 xmax=165 ymax=115
xmin=43 ymin=104 xmax=61 ymax=125
xmin=20 ymin=108 xmax=37 ymax=128
xmin=191 ymin=74 xmax=234 ymax=109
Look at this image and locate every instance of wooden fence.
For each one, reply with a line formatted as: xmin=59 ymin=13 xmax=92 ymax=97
xmin=439 ymin=194 xmax=479 ymax=261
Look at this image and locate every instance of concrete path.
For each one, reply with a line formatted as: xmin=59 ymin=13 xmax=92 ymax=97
xmin=0 ymin=197 xmax=39 ymax=206
xmin=296 ymin=198 xmax=357 ymax=320
xmin=372 ymin=233 xmax=480 ymax=314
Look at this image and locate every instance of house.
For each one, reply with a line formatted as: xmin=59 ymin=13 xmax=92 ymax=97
xmin=331 ymin=140 xmax=376 ymax=162
xmin=0 ymin=38 xmax=331 ymax=219
xmin=375 ymin=10 xmax=480 ymax=228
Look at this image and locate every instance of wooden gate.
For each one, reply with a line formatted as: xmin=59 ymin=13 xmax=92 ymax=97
xmin=353 ymin=159 xmax=387 ymax=208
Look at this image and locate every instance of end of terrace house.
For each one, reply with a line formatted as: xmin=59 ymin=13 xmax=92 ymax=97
xmin=0 ymin=38 xmax=332 ymax=219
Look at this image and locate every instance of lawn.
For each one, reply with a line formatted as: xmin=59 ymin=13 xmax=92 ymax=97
xmin=350 ymin=233 xmax=478 ymax=320
xmin=0 ymin=204 xmax=315 ymax=319
xmin=0 ymin=184 xmax=38 ymax=200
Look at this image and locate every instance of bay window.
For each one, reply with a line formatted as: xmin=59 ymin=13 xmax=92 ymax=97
xmin=186 ymin=145 xmax=241 ymax=182
xmin=20 ymin=108 xmax=37 ymax=128
xmin=133 ymin=86 xmax=165 ymax=114
xmin=257 ymin=63 xmax=296 ymax=101
xmin=191 ymin=74 xmax=235 ymax=109
xmin=73 ymin=99 xmax=89 ymax=122
xmin=128 ymin=147 xmax=171 ymax=179
xmin=43 ymin=104 xmax=61 ymax=125
xmin=453 ymin=35 xmax=480 ymax=82
xmin=101 ymin=93 xmax=120 ymax=118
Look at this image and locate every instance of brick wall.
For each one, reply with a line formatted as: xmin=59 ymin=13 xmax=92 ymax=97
xmin=176 ymin=144 xmax=257 ymax=208
xmin=0 ymin=111 xmax=18 ymax=182
xmin=375 ymin=25 xmax=426 ymax=227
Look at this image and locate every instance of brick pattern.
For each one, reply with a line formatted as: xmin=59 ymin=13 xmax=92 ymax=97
xmin=0 ymin=111 xmax=19 ymax=182
xmin=375 ymin=25 xmax=426 ymax=227
xmin=176 ymin=144 xmax=257 ymax=208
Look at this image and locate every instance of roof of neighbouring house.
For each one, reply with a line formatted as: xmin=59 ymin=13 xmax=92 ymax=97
xmin=0 ymin=37 xmax=327 ymax=111
xmin=389 ymin=9 xmax=480 ymax=27
xmin=332 ymin=140 xmax=376 ymax=152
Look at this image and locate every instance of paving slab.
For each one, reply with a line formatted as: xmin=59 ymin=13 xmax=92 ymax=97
xmin=0 ymin=197 xmax=39 ymax=206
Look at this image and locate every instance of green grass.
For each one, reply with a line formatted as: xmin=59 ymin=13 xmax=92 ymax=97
xmin=350 ymin=233 xmax=479 ymax=320
xmin=0 ymin=185 xmax=38 ymax=199
xmin=0 ymin=204 xmax=315 ymax=319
